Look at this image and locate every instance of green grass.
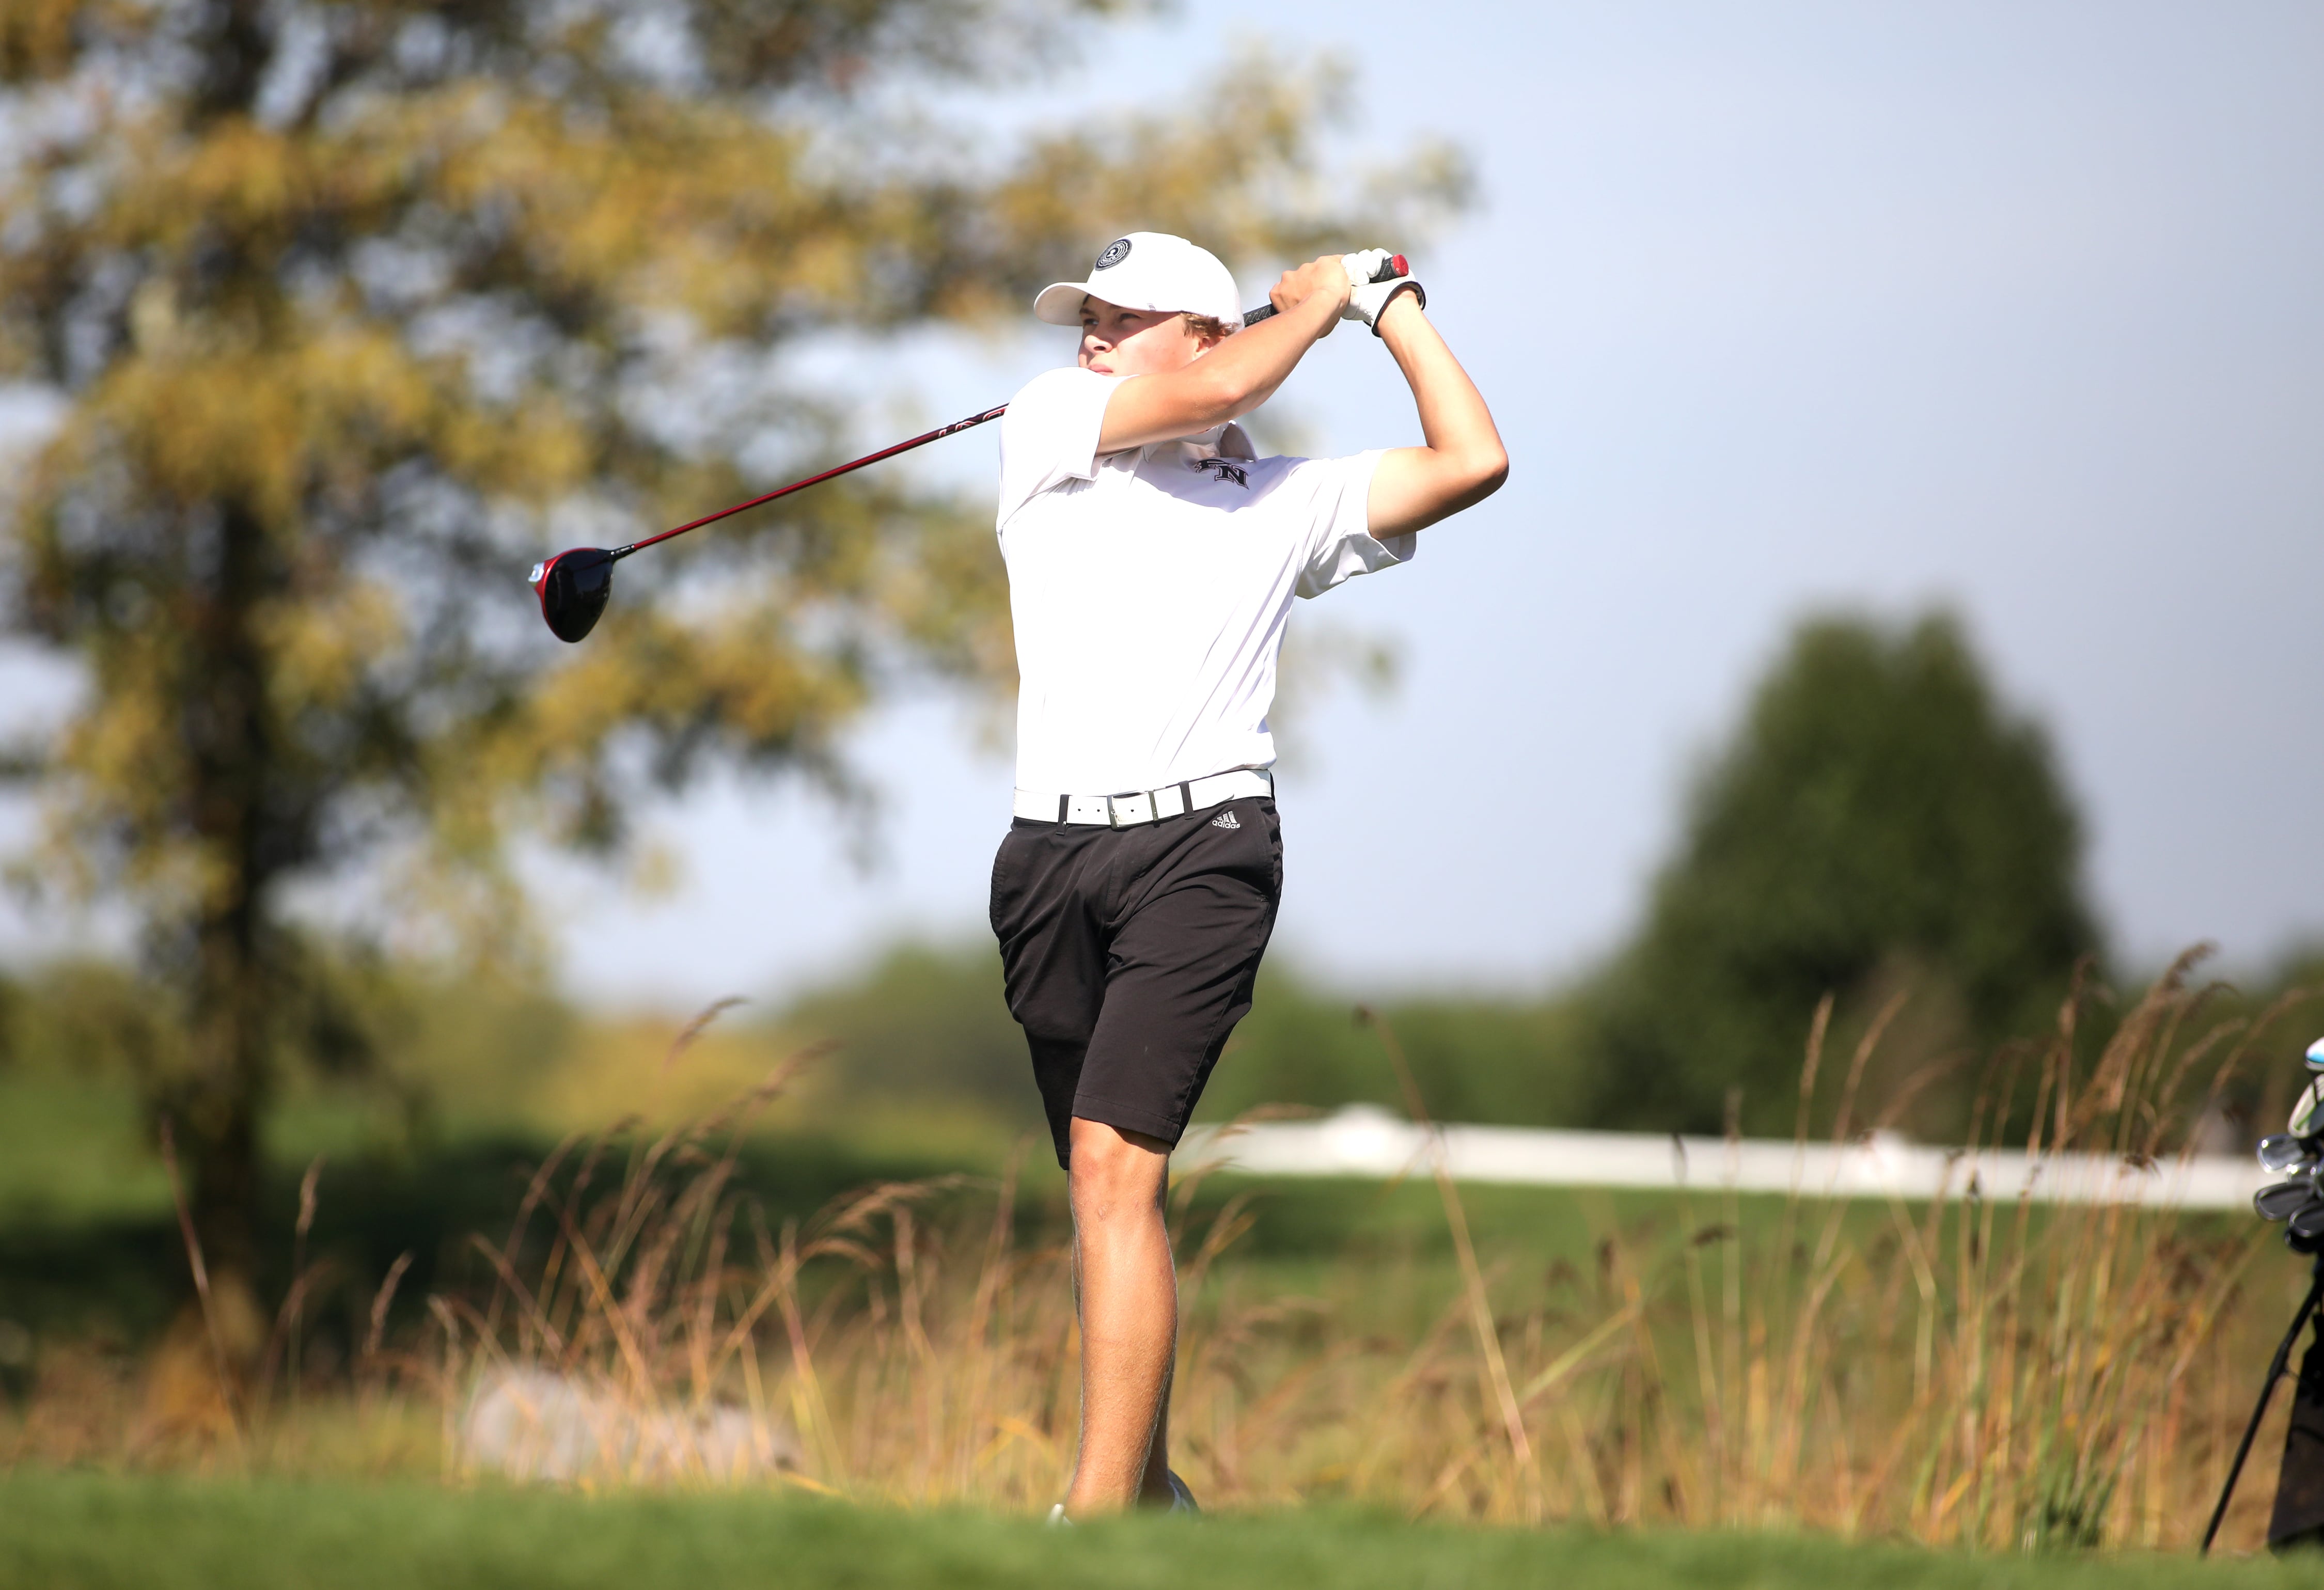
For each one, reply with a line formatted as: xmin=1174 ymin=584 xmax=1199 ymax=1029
xmin=2 ymin=1469 xmax=2321 ymax=1589
xmin=0 ymin=1074 xmax=171 ymax=1226
xmin=0 ymin=1055 xmax=2260 ymax=1359
xmin=0 ymin=1066 xmax=1026 ymax=1346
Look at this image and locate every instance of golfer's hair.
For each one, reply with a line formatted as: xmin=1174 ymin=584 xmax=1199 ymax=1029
xmin=1184 ymin=313 xmax=1233 ymax=341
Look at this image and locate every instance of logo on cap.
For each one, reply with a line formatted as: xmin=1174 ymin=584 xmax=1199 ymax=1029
xmin=1094 ymin=238 xmax=1132 ymax=270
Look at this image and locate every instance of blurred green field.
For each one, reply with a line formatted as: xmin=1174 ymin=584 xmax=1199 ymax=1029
xmin=0 ymin=1051 xmax=2271 ymax=1352
xmin=0 ymin=1049 xmax=1767 ymax=1347
xmin=6 ymin=1469 xmax=2323 ymax=1590
xmin=0 ymin=1072 xmax=174 ymax=1227
xmin=2 ymin=962 xmax=2313 ymax=1556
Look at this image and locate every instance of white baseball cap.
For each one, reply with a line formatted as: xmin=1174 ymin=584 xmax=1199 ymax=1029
xmin=1033 ymin=232 xmax=1243 ymax=328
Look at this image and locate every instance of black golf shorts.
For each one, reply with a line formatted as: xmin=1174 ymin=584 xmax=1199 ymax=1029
xmin=990 ymin=796 xmax=1283 ymax=1169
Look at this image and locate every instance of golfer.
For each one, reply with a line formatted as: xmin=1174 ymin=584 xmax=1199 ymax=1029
xmin=989 ymin=233 xmax=1505 ymax=1519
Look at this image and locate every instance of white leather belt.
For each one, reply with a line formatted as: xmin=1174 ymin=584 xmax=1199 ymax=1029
xmin=1013 ymin=768 xmax=1273 ymax=828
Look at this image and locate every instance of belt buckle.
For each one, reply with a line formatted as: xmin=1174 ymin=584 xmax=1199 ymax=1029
xmin=1108 ymin=791 xmax=1154 ymax=827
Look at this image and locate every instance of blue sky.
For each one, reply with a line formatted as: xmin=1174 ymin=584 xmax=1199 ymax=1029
xmin=7 ymin=2 xmax=2321 ymax=1007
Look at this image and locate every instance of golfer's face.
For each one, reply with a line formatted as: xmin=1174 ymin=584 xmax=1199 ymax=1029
xmin=1078 ymin=297 xmax=1200 ymax=377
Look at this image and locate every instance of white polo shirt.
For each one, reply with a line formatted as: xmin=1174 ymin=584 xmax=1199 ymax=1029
xmin=996 ymin=365 xmax=1417 ymax=797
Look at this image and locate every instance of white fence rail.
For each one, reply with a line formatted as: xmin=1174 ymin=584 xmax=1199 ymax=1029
xmin=1176 ymin=1106 xmax=2271 ymax=1211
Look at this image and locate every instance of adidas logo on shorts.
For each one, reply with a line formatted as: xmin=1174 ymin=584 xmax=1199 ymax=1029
xmin=1210 ymin=810 xmax=1241 ymax=830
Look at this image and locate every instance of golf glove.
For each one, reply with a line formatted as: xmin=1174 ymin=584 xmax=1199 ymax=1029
xmin=1340 ymin=248 xmax=1425 ymax=336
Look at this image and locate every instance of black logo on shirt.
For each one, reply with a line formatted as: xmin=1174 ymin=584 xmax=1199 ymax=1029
xmin=1191 ymin=457 xmax=1249 ymax=488
xmin=1095 ymin=238 xmax=1132 ymax=270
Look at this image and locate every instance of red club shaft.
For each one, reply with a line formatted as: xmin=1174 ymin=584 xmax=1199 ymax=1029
xmin=612 ymin=404 xmax=1011 ymax=560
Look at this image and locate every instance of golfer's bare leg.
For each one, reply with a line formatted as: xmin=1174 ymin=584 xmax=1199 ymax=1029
xmin=1065 ymin=1117 xmax=1180 ymax=1514
xmin=1143 ymin=1359 xmax=1175 ymax=1501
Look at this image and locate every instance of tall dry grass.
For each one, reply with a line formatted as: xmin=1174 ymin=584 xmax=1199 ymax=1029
xmin=7 ymin=955 xmax=2316 ymax=1553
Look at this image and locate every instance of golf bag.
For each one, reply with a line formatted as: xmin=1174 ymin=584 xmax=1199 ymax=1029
xmin=2271 ymin=1323 xmax=2324 ymax=1548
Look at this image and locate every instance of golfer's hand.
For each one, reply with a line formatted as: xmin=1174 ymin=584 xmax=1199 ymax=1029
xmin=1269 ymin=255 xmax=1354 ymax=322
xmin=1337 ymin=249 xmax=1392 ymax=321
xmin=1341 ymin=248 xmax=1423 ymax=335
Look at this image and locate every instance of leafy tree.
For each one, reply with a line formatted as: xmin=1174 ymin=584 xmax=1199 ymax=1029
xmin=0 ymin=0 xmax=1464 ymax=1286
xmin=1577 ymin=612 xmax=2101 ymax=1138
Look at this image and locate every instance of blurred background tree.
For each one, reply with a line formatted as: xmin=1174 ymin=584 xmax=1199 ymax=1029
xmin=0 ymin=0 xmax=1466 ymax=1289
xmin=782 ymin=938 xmax=1028 ymax=1124
xmin=1573 ymin=611 xmax=2102 ymax=1138
xmin=771 ymin=942 xmax=1590 ymax=1137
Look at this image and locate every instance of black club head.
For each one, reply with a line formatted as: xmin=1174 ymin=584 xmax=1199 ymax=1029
xmin=2289 ymin=1199 xmax=2324 ymax=1242
xmin=2256 ymin=1179 xmax=2314 ymax=1222
xmin=531 ymin=547 xmax=616 ymax=642
xmin=2259 ymin=1133 xmax=2320 ymax=1174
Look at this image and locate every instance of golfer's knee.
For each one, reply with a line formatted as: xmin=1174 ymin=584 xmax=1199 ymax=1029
xmin=1069 ymin=1117 xmax=1169 ymax=1220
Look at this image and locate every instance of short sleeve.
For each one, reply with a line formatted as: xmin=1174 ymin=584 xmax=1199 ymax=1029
xmin=996 ymin=367 xmax=1128 ymax=528
xmin=1291 ymin=449 xmax=1417 ymax=599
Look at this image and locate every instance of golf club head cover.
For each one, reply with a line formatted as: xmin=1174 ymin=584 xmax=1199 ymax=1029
xmin=1339 ymin=248 xmax=1425 ymax=336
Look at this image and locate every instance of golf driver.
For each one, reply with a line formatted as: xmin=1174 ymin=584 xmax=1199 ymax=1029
xmin=527 ymin=256 xmax=1412 ymax=642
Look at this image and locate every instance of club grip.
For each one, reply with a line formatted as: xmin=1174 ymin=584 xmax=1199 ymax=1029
xmin=1242 ymin=253 xmax=1410 ymax=325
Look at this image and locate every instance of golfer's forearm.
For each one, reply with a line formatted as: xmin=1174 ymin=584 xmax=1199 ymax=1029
xmin=1208 ymin=290 xmax=1341 ymax=415
xmin=1366 ymin=298 xmax=1508 ymax=534
xmin=1097 ymin=292 xmax=1338 ymax=452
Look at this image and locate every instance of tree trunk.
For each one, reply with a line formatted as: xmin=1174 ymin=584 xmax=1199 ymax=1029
xmin=179 ymin=914 xmax=268 ymax=1292
xmin=168 ymin=498 xmax=278 ymax=1295
xmin=165 ymin=3 xmax=278 ymax=1296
